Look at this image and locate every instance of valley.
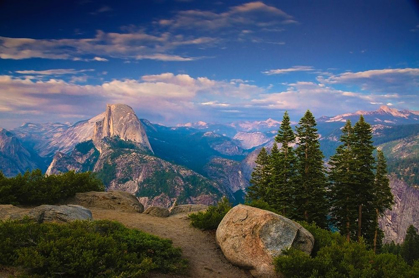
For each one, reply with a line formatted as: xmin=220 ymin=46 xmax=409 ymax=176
xmin=1 ymin=104 xmax=419 ymax=243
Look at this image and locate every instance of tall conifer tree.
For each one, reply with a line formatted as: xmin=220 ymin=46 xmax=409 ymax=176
xmin=353 ymin=115 xmax=376 ymax=243
xmin=372 ymin=149 xmax=394 ymax=252
xmin=294 ymin=110 xmax=328 ymax=228
xmin=273 ymin=111 xmax=297 ymax=216
xmin=248 ymin=147 xmax=271 ymax=202
xmin=329 ymin=120 xmax=358 ymax=241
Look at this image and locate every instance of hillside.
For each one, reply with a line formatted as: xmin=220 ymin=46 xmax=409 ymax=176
xmin=91 ymin=208 xmax=252 ymax=278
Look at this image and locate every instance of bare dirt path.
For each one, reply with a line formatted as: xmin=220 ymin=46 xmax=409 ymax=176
xmin=91 ymin=209 xmax=252 ymax=278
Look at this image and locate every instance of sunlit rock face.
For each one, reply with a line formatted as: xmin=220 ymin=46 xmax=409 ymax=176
xmin=0 ymin=128 xmax=42 ymax=176
xmin=380 ymin=176 xmax=419 ymax=244
xmin=93 ymin=104 xmax=152 ymax=153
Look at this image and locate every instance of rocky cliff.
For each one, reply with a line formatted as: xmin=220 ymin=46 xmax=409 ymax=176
xmin=0 ymin=128 xmax=43 ymax=176
xmin=93 ymin=104 xmax=152 ymax=153
xmin=47 ymin=137 xmax=225 ymax=208
xmin=13 ymin=104 xmax=152 ymax=159
xmin=380 ymin=176 xmax=419 ymax=244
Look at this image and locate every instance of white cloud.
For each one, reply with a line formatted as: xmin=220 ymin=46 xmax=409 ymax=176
xmin=15 ymin=69 xmax=94 ymax=75
xmin=93 ymin=57 xmax=108 ymax=62
xmin=135 ymin=54 xmax=195 ymax=61
xmin=161 ymin=1 xmax=296 ymax=31
xmin=91 ymin=5 xmax=112 ymax=15
xmin=0 ymin=29 xmax=210 ymax=61
xmin=319 ymin=68 xmax=419 ymax=94
xmin=0 ymin=73 xmax=263 ymax=127
xmin=262 ymin=66 xmax=314 ymax=75
xmin=157 ymin=1 xmax=296 ymax=45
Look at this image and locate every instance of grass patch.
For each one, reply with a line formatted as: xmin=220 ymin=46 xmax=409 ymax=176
xmin=0 ymin=219 xmax=188 ymax=277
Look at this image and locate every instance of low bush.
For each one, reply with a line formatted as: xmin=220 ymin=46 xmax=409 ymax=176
xmin=0 ymin=219 xmax=187 ymax=277
xmin=189 ymin=197 xmax=231 ymax=230
xmin=274 ymin=223 xmax=419 ymax=278
xmin=0 ymin=169 xmax=104 ymax=206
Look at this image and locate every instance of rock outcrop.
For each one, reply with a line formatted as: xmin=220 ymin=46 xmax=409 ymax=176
xmin=144 ymin=206 xmax=170 ymax=217
xmin=170 ymin=204 xmax=208 ymax=215
xmin=93 ymin=104 xmax=152 ymax=153
xmin=0 ymin=128 xmax=43 ymax=176
xmin=65 ymin=191 xmax=144 ymax=213
xmin=0 ymin=204 xmax=92 ymax=223
xmin=380 ymin=176 xmax=419 ymax=243
xmin=216 ymin=205 xmax=314 ymax=278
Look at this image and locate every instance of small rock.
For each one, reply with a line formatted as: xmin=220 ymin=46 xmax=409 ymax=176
xmin=170 ymin=204 xmax=208 ymax=215
xmin=144 ymin=206 xmax=170 ymax=217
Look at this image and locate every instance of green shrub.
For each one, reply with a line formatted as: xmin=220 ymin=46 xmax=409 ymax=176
xmin=189 ymin=197 xmax=231 ymax=230
xmin=0 ymin=219 xmax=187 ymax=277
xmin=274 ymin=229 xmax=418 ymax=278
xmin=246 ymin=199 xmax=280 ymax=214
xmin=299 ymin=221 xmax=345 ymax=257
xmin=0 ymin=169 xmax=104 ymax=206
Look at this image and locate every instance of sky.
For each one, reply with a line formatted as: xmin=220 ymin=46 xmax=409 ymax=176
xmin=0 ymin=0 xmax=419 ymax=129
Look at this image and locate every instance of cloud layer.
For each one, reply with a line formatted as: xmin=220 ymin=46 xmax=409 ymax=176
xmin=2 ymin=66 xmax=417 ymax=128
xmin=0 ymin=2 xmax=295 ymax=62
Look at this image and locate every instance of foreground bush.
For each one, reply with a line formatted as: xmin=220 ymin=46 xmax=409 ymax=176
xmin=0 ymin=169 xmax=104 ymax=205
xmin=189 ymin=197 xmax=231 ymax=230
xmin=0 ymin=219 xmax=187 ymax=277
xmin=275 ymin=223 xmax=419 ymax=277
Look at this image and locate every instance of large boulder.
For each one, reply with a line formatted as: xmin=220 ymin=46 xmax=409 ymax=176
xmin=66 ymin=191 xmax=144 ymax=213
xmin=216 ymin=205 xmax=314 ymax=278
xmin=0 ymin=204 xmax=92 ymax=223
xmin=144 ymin=206 xmax=170 ymax=217
xmin=28 ymin=205 xmax=92 ymax=223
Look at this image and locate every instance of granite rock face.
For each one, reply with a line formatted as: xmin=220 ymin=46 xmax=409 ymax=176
xmin=0 ymin=128 xmax=42 ymax=177
xmin=216 ymin=205 xmax=314 ymax=278
xmin=380 ymin=176 xmax=419 ymax=244
xmin=93 ymin=104 xmax=152 ymax=153
xmin=144 ymin=206 xmax=170 ymax=217
xmin=0 ymin=204 xmax=92 ymax=223
xmin=65 ymin=191 xmax=144 ymax=213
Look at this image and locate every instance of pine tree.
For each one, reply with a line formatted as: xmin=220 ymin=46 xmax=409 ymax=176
xmin=372 ymin=149 xmax=394 ymax=252
xmin=353 ymin=115 xmax=376 ymax=243
xmin=329 ymin=120 xmax=358 ymax=241
xmin=248 ymin=147 xmax=271 ymax=202
xmin=273 ymin=111 xmax=297 ymax=216
xmin=294 ymin=110 xmax=328 ymax=228
xmin=401 ymin=225 xmax=419 ymax=265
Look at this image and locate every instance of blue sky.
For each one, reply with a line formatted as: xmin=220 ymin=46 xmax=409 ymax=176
xmin=0 ymin=0 xmax=418 ymax=128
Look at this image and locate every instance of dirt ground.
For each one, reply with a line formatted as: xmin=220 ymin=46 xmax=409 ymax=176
xmin=0 ymin=208 xmax=252 ymax=277
xmin=91 ymin=209 xmax=252 ymax=278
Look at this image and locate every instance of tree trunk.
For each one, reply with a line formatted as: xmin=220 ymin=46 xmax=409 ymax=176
xmin=373 ymin=208 xmax=379 ymax=253
xmin=358 ymin=204 xmax=363 ymax=242
xmin=346 ymin=219 xmax=350 ymax=242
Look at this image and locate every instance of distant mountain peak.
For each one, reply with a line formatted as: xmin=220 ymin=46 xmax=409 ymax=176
xmin=92 ymin=104 xmax=153 ymax=153
xmin=320 ymin=105 xmax=419 ymax=124
xmin=178 ymin=121 xmax=209 ymax=128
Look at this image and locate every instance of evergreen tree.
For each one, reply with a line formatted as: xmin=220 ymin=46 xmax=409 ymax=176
xmin=294 ymin=110 xmax=328 ymax=228
xmin=353 ymin=115 xmax=376 ymax=243
xmin=329 ymin=120 xmax=358 ymax=241
xmin=273 ymin=111 xmax=297 ymax=216
xmin=372 ymin=150 xmax=394 ymax=252
xmin=401 ymin=225 xmax=419 ymax=265
xmin=248 ymin=147 xmax=271 ymax=202
xmin=268 ymin=142 xmax=283 ymax=211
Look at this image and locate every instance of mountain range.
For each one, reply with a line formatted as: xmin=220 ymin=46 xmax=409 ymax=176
xmin=1 ymin=104 xmax=419 ymax=242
